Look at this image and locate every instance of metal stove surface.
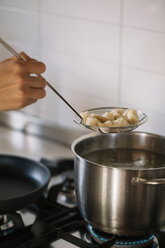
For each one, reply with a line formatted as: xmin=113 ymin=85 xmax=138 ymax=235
xmin=0 ymin=158 xmax=164 ymax=248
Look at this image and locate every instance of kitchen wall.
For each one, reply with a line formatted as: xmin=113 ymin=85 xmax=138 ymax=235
xmin=0 ymin=0 xmax=165 ymax=135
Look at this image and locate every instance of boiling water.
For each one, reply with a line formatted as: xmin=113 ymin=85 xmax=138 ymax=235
xmin=84 ymin=148 xmax=165 ymax=169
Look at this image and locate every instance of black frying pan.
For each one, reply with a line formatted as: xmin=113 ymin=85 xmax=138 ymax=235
xmin=0 ymin=155 xmax=50 ymax=214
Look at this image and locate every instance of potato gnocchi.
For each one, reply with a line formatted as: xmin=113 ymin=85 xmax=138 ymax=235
xmin=80 ymin=109 xmax=139 ymax=127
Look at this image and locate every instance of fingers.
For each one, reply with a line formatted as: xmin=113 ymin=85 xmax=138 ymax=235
xmin=26 ymin=75 xmax=47 ymax=88
xmin=5 ymin=51 xmax=46 ymax=74
xmin=19 ymin=52 xmax=46 ymax=73
xmin=28 ymin=88 xmax=46 ymax=100
xmin=0 ymin=54 xmax=47 ymax=111
xmin=17 ymin=76 xmax=46 ymax=100
xmin=24 ymin=60 xmax=46 ymax=74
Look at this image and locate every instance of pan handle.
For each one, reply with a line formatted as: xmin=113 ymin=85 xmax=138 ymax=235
xmin=132 ymin=177 xmax=165 ymax=185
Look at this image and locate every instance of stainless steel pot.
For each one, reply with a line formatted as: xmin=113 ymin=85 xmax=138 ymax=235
xmin=72 ymin=132 xmax=165 ymax=236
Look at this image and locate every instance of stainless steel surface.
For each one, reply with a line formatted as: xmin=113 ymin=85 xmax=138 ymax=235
xmin=0 ymin=37 xmax=82 ymax=121
xmin=0 ymin=111 xmax=86 ymax=146
xmin=132 ymin=177 xmax=165 ymax=185
xmin=72 ymin=132 xmax=165 ymax=236
xmin=0 ymin=124 xmax=73 ymax=160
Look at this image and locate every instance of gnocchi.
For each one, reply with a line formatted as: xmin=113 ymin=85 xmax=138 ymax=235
xmin=80 ymin=108 xmax=139 ymax=127
xmin=85 ymin=117 xmax=99 ymax=126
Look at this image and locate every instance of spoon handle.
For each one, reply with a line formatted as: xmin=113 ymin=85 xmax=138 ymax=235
xmin=0 ymin=37 xmax=82 ymax=120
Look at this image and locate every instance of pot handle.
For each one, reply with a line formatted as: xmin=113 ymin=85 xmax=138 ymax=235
xmin=132 ymin=177 xmax=165 ymax=185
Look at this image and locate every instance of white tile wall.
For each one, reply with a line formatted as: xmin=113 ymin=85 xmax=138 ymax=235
xmin=136 ymin=111 xmax=165 ymax=136
xmin=121 ymin=67 xmax=165 ymax=114
xmin=0 ymin=0 xmax=165 ymax=135
xmin=40 ymin=0 xmax=121 ymax=24
xmin=123 ymin=0 xmax=165 ymax=32
xmin=0 ymin=8 xmax=40 ymax=47
xmin=0 ymin=0 xmax=38 ymax=11
xmin=122 ymin=27 xmax=165 ymax=74
xmin=40 ymin=13 xmax=120 ymax=63
xmin=40 ymin=49 xmax=119 ymax=101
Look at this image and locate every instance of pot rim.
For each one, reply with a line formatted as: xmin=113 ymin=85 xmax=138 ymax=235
xmin=71 ymin=131 xmax=165 ymax=171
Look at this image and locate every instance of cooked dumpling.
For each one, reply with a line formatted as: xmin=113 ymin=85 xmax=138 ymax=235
xmin=112 ymin=117 xmax=129 ymax=127
xmin=103 ymin=112 xmax=114 ymax=121
xmin=126 ymin=109 xmax=139 ymax=124
xmin=85 ymin=117 xmax=99 ymax=126
xmin=90 ymin=113 xmax=107 ymax=123
xmin=80 ymin=108 xmax=139 ymax=127
xmin=98 ymin=120 xmax=113 ymax=127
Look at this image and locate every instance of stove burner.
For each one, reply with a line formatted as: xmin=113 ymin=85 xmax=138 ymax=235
xmin=57 ymin=177 xmax=77 ymax=208
xmin=0 ymin=215 xmax=14 ymax=236
xmin=41 ymin=158 xmax=76 ymax=208
xmin=88 ymin=225 xmax=155 ymax=247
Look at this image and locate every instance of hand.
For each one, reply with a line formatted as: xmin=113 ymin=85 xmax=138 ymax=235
xmin=0 ymin=52 xmax=46 ymax=111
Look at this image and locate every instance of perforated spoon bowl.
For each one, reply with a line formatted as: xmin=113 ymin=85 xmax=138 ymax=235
xmin=74 ymin=107 xmax=147 ymax=134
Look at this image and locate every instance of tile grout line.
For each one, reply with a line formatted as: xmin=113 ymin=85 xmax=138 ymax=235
xmin=123 ymin=24 xmax=165 ymax=35
xmin=121 ymin=64 xmax=165 ymax=77
xmin=2 ymin=38 xmax=165 ymax=77
xmin=2 ymin=38 xmax=119 ymax=66
xmin=35 ymin=0 xmax=42 ymax=116
xmin=0 ymin=5 xmax=165 ymax=35
xmin=117 ymin=0 xmax=124 ymax=106
xmin=0 ymin=5 xmax=120 ymax=27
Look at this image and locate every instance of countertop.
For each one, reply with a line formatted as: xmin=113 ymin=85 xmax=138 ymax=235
xmin=0 ymin=125 xmax=73 ymax=161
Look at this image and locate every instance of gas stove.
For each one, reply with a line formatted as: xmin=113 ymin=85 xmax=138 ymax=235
xmin=0 ymin=158 xmax=164 ymax=248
